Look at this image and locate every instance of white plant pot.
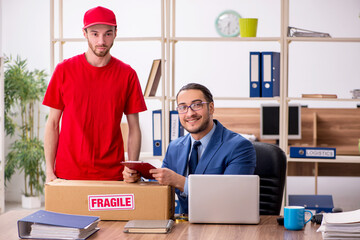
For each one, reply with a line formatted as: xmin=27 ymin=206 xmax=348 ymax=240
xmin=22 ymin=195 xmax=41 ymax=209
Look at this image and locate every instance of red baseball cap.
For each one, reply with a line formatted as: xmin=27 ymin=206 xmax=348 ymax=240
xmin=83 ymin=6 xmax=117 ymax=29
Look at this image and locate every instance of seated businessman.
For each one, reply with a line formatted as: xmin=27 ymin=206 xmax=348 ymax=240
xmin=123 ymin=83 xmax=256 ymax=214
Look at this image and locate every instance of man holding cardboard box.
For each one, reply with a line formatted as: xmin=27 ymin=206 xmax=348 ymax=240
xmin=43 ymin=6 xmax=147 ymax=183
xmin=124 ymin=83 xmax=256 ymax=214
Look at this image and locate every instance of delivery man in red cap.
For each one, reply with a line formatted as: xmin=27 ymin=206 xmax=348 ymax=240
xmin=43 ymin=6 xmax=147 ymax=182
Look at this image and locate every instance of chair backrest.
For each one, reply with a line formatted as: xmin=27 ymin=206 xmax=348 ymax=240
xmin=253 ymin=142 xmax=287 ymax=215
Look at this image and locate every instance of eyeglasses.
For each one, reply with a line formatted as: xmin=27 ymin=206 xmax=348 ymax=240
xmin=176 ymin=102 xmax=209 ymax=114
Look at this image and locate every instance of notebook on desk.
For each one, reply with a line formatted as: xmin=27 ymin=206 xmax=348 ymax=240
xmin=188 ymin=175 xmax=260 ymax=224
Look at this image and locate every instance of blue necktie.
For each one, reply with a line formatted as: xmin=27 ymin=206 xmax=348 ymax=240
xmin=189 ymin=141 xmax=201 ymax=174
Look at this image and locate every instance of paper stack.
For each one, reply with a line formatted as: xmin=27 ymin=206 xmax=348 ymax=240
xmin=317 ymin=209 xmax=360 ymax=239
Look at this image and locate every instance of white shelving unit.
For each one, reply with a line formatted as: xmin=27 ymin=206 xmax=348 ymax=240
xmin=49 ymin=0 xmax=360 ymax=160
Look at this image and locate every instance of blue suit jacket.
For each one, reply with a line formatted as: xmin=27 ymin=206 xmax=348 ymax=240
xmin=162 ymin=120 xmax=256 ymax=214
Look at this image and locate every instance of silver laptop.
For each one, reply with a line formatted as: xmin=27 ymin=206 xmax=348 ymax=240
xmin=188 ymin=175 xmax=260 ymax=224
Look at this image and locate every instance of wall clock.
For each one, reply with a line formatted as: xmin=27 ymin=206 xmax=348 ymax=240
xmin=215 ymin=10 xmax=241 ymax=37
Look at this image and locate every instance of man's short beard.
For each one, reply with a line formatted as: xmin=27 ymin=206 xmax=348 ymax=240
xmin=183 ymin=109 xmax=211 ymax=134
xmin=89 ymin=42 xmax=113 ymax=57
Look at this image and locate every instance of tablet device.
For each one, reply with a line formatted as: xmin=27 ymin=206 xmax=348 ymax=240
xmin=121 ymin=161 xmax=156 ymax=179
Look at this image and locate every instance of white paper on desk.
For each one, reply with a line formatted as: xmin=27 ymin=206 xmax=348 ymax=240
xmin=319 ymin=223 xmax=360 ymax=232
xmin=324 ymin=232 xmax=360 ymax=238
xmin=323 ymin=209 xmax=360 ymax=224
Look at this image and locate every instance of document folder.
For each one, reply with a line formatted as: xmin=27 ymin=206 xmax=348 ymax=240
xmin=169 ymin=110 xmax=184 ymax=142
xmin=261 ymin=52 xmax=280 ymax=97
xmin=18 ymin=210 xmax=99 ymax=239
xmin=289 ymin=195 xmax=334 ymax=213
xmin=152 ymin=110 xmax=162 ymax=156
xmin=249 ymin=52 xmax=262 ymax=97
xmin=290 ymin=146 xmax=336 ymax=159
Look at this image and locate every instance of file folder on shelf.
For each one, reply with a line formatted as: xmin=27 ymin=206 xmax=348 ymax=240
xmin=169 ymin=110 xmax=184 ymax=142
xmin=261 ymin=52 xmax=280 ymax=97
xmin=290 ymin=146 xmax=336 ymax=159
xmin=249 ymin=52 xmax=262 ymax=97
xmin=152 ymin=110 xmax=162 ymax=156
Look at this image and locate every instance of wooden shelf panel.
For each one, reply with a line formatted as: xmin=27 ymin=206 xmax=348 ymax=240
xmin=214 ymin=107 xmax=360 ymax=156
xmin=288 ymin=161 xmax=360 ymax=177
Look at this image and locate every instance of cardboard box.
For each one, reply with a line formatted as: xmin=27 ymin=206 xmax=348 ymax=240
xmin=45 ymin=179 xmax=174 ymax=220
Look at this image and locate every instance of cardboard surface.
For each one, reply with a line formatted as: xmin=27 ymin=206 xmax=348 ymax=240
xmin=45 ymin=179 xmax=174 ymax=220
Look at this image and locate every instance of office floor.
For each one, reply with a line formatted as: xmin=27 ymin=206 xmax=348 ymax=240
xmin=3 ymin=201 xmax=44 ymax=214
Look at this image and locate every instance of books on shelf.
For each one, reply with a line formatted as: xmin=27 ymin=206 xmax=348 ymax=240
xmin=317 ymin=209 xmax=360 ymax=239
xmin=18 ymin=210 xmax=99 ymax=240
xmin=144 ymin=59 xmax=161 ymax=97
xmin=123 ymin=219 xmax=174 ymax=234
xmin=302 ymin=94 xmax=338 ymax=99
xmin=287 ymin=26 xmax=331 ymax=38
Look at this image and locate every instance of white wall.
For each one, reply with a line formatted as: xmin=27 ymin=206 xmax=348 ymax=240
xmin=2 ymin=0 xmax=360 ymax=209
xmin=0 ymin=0 xmax=5 ymax=213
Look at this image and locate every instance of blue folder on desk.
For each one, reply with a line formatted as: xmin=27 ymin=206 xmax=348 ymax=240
xmin=18 ymin=210 xmax=99 ymax=239
xmin=289 ymin=195 xmax=334 ymax=213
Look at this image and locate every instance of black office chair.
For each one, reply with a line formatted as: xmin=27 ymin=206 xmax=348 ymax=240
xmin=253 ymin=142 xmax=287 ymax=215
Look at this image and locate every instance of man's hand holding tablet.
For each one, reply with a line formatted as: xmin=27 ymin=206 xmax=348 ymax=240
xmin=121 ymin=161 xmax=157 ymax=181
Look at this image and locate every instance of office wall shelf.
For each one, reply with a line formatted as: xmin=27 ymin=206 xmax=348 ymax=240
xmin=48 ymin=0 xmax=360 ymax=162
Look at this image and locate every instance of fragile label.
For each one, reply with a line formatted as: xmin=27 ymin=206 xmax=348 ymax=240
xmin=88 ymin=194 xmax=135 ymax=211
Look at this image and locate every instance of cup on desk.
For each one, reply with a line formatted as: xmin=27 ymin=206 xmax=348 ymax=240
xmin=284 ymin=206 xmax=313 ymax=231
xmin=239 ymin=18 xmax=258 ymax=37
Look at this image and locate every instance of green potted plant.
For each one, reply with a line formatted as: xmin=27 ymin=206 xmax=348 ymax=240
xmin=4 ymin=55 xmax=48 ymax=208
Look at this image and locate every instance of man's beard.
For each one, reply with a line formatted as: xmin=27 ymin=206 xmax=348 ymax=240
xmin=89 ymin=42 xmax=113 ymax=57
xmin=183 ymin=112 xmax=211 ymax=134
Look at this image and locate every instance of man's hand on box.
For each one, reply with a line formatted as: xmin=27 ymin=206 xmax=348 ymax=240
xmin=123 ymin=166 xmax=141 ymax=183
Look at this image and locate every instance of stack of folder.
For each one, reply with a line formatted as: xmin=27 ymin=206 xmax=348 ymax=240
xmin=249 ymin=51 xmax=280 ymax=98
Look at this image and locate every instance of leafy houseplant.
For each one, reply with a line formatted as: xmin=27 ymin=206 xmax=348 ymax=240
xmin=4 ymin=55 xmax=47 ymax=206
